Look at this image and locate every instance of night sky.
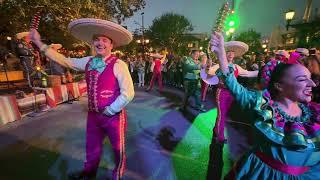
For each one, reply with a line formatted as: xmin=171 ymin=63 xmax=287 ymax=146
xmin=123 ymin=0 xmax=320 ymax=36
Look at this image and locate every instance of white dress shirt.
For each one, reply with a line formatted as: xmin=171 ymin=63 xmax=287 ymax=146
xmin=44 ymin=48 xmax=134 ymax=115
xmin=208 ymin=64 xmax=258 ymax=77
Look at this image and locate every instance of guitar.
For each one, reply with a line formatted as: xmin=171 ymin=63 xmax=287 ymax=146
xmin=201 ymin=2 xmax=230 ymax=85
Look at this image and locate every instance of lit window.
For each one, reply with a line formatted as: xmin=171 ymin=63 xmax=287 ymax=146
xmin=286 ymin=37 xmax=294 ymax=44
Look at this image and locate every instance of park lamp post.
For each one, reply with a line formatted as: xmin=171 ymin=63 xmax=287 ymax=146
xmin=136 ymin=38 xmax=150 ymax=56
xmin=285 ymin=10 xmax=295 ymax=30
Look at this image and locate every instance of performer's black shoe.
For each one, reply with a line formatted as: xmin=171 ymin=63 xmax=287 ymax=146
xmin=68 ymin=170 xmax=96 ymax=180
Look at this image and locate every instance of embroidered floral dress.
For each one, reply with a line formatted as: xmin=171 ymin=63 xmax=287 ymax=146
xmin=218 ymin=67 xmax=320 ymax=180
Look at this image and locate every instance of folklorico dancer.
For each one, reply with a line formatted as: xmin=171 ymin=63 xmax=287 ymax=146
xmin=205 ymin=41 xmax=258 ymax=180
xmin=146 ymin=53 xmax=166 ymax=92
xmin=205 ymin=41 xmax=259 ymax=143
xmin=181 ymin=49 xmax=207 ymax=112
xmin=211 ymin=31 xmax=320 ymax=180
xmin=29 ymin=18 xmax=134 ymax=180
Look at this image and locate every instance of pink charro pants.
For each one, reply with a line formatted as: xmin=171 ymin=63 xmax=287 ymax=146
xmin=201 ymin=79 xmax=209 ymax=101
xmin=84 ymin=110 xmax=127 ymax=180
xmin=148 ymin=71 xmax=163 ymax=91
xmin=213 ymin=88 xmax=234 ymax=142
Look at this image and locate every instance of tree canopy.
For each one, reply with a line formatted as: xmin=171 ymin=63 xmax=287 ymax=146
xmin=0 ymin=0 xmax=145 ymax=48
xmin=234 ymin=29 xmax=262 ymax=53
xmin=146 ymin=13 xmax=195 ymax=55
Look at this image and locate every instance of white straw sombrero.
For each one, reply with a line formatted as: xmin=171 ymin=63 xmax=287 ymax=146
xmin=296 ymin=48 xmax=309 ymax=56
xmin=275 ymin=50 xmax=290 ymax=59
xmin=225 ymin=41 xmax=249 ymax=57
xmin=68 ymin=18 xmax=133 ymax=47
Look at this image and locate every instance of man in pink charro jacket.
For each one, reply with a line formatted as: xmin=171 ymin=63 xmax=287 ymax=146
xmin=30 ymin=18 xmax=134 ymax=180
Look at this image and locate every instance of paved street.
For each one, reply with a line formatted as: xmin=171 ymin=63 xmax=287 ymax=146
xmin=0 ymin=87 xmax=252 ymax=180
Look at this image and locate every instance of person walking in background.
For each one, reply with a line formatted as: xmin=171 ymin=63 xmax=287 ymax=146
xmin=200 ymin=53 xmax=211 ymax=102
xmin=306 ymin=55 xmax=320 ymax=103
xmin=146 ymin=53 xmax=166 ymax=92
xmin=144 ymin=56 xmax=152 ymax=86
xmin=167 ymin=56 xmax=177 ymax=87
xmin=176 ymin=56 xmax=184 ymax=88
xmin=136 ymin=56 xmax=146 ymax=87
xmin=181 ymin=49 xmax=207 ymax=112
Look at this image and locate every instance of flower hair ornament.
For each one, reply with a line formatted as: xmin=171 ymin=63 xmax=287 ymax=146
xmin=287 ymin=52 xmax=301 ymax=64
xmin=260 ymin=60 xmax=281 ymax=89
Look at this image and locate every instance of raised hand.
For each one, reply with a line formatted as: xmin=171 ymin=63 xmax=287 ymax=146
xmin=210 ymin=32 xmax=225 ymax=56
xmin=210 ymin=32 xmax=229 ymax=74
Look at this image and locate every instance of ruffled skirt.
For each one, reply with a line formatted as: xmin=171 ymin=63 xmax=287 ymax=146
xmin=225 ymin=152 xmax=320 ymax=180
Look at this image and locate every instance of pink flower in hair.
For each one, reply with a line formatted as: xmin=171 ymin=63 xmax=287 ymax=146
xmin=287 ymin=52 xmax=301 ymax=64
xmin=260 ymin=60 xmax=281 ymax=89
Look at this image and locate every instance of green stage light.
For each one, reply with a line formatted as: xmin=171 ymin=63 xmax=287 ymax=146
xmin=172 ymin=109 xmax=232 ymax=179
xmin=228 ymin=20 xmax=235 ymax=27
xmin=224 ymin=13 xmax=239 ymax=34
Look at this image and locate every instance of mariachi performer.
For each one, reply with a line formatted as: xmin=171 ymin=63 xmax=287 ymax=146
xmin=205 ymin=41 xmax=258 ymax=180
xmin=30 ymin=18 xmax=134 ymax=180
xmin=206 ymin=41 xmax=259 ymax=143
xmin=211 ymin=31 xmax=320 ymax=180
xmin=181 ymin=49 xmax=207 ymax=112
xmin=146 ymin=53 xmax=166 ymax=92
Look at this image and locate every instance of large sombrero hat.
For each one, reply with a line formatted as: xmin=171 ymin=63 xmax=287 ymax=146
xmin=224 ymin=41 xmax=249 ymax=57
xmin=16 ymin=32 xmax=30 ymax=40
xmin=275 ymin=50 xmax=290 ymax=59
xmin=68 ymin=18 xmax=133 ymax=48
xmin=49 ymin=43 xmax=62 ymax=50
xmin=149 ymin=53 xmax=163 ymax=59
xmin=296 ymin=48 xmax=309 ymax=56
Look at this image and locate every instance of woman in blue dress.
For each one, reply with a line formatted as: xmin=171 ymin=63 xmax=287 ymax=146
xmin=210 ymin=32 xmax=320 ymax=180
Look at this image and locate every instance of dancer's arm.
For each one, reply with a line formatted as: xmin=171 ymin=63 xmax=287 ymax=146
xmin=29 ymin=29 xmax=89 ymax=71
xmin=42 ymin=48 xmax=90 ymax=71
xmin=103 ymin=60 xmax=135 ymax=116
xmin=210 ymin=32 xmax=259 ymax=109
xmin=236 ymin=64 xmax=259 ymax=78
